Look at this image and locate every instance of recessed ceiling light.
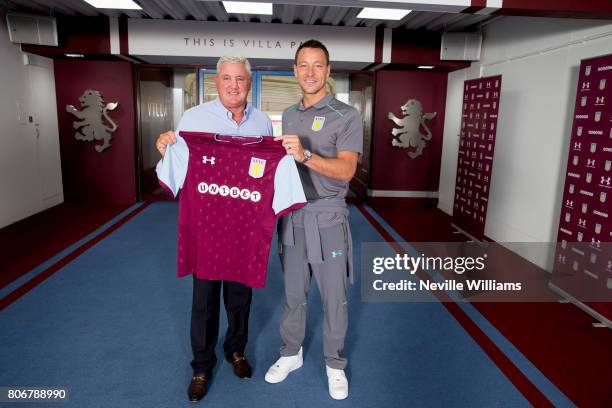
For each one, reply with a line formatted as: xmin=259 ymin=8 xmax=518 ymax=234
xmin=83 ymin=0 xmax=142 ymax=10
xmin=357 ymin=8 xmax=411 ymax=20
xmin=222 ymin=1 xmax=273 ymax=15
xmin=418 ymin=65 xmax=435 ymax=69
xmin=65 ymin=53 xmax=85 ymax=58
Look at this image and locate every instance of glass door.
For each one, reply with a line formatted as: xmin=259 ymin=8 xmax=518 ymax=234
xmin=137 ymin=67 xmax=198 ymax=200
xmin=199 ymin=69 xmax=351 ymax=136
xmin=258 ymin=72 xmax=302 ymax=135
xmin=196 ymin=69 xmax=372 ymax=200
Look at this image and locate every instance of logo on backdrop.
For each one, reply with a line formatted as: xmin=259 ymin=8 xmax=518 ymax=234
xmin=66 ymin=90 xmax=118 ymax=153
xmin=388 ymin=99 xmax=437 ymax=159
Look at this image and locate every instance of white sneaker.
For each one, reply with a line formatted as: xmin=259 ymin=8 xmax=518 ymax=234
xmin=326 ymin=366 xmax=348 ymax=400
xmin=264 ymin=348 xmax=303 ymax=384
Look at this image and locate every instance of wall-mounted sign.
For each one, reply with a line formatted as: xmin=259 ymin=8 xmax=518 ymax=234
xmin=388 ymin=99 xmax=437 ymax=159
xmin=127 ymin=19 xmax=375 ymax=63
xmin=66 ymin=90 xmax=118 ymax=152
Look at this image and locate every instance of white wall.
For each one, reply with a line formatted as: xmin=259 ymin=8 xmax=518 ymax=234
xmin=0 ymin=8 xmax=63 ymax=229
xmin=439 ymin=16 xmax=612 ymax=271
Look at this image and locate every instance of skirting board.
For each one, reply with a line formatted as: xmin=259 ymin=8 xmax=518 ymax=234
xmin=548 ymin=282 xmax=612 ymax=329
xmin=367 ymin=190 xmax=439 ymax=198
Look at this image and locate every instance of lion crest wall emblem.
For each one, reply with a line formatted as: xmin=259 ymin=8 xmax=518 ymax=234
xmin=388 ymin=99 xmax=437 ymax=159
xmin=66 ymin=90 xmax=118 ymax=152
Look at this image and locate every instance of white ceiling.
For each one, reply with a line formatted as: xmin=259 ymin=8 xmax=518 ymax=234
xmin=2 ymin=0 xmax=501 ymax=31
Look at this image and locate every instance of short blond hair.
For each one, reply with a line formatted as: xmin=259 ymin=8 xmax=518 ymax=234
xmin=216 ymin=55 xmax=252 ymax=77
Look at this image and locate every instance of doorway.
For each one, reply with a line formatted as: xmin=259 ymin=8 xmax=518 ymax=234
xmin=136 ymin=67 xmax=372 ymax=200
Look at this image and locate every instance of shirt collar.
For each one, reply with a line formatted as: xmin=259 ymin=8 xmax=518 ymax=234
xmin=214 ymin=97 xmax=251 ymax=122
xmin=298 ymin=93 xmax=334 ymax=111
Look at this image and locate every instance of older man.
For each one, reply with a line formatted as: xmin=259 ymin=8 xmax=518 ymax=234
xmin=266 ymin=40 xmax=363 ymax=400
xmin=155 ymin=55 xmax=272 ymax=402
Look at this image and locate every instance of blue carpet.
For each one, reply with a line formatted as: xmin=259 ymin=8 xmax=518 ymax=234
xmin=0 ymin=201 xmax=531 ymax=407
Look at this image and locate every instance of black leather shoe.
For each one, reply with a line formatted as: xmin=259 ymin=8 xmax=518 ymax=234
xmin=227 ymin=352 xmax=252 ymax=379
xmin=188 ymin=373 xmax=208 ymax=402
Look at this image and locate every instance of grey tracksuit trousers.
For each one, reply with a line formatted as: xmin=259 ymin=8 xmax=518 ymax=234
xmin=279 ymin=206 xmax=351 ymax=369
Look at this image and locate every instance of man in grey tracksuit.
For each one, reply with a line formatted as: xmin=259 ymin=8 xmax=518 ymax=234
xmin=266 ymin=39 xmax=363 ymax=401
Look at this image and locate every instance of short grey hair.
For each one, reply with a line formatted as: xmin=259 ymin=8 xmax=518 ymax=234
xmin=216 ymin=55 xmax=252 ymax=77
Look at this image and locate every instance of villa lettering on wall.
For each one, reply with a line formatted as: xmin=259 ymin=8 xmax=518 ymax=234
xmin=66 ymin=90 xmax=118 ymax=153
xmin=182 ymin=38 xmax=301 ymax=50
xmin=388 ymin=99 xmax=437 ymax=159
xmin=128 ymin=20 xmax=375 ymax=63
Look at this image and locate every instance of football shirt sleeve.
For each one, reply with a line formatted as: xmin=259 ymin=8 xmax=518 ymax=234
xmin=273 ymin=155 xmax=307 ymax=216
xmin=155 ymin=135 xmax=189 ymax=198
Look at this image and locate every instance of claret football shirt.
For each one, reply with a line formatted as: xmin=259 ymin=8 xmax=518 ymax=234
xmin=156 ymin=131 xmax=306 ymax=288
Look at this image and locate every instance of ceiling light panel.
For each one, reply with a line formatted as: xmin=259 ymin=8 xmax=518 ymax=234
xmin=357 ymin=8 xmax=411 ymax=20
xmin=83 ymin=0 xmax=142 ymax=9
xmin=222 ymin=2 xmax=273 ymax=15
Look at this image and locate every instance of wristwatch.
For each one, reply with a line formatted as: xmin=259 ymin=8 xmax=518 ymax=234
xmin=302 ymin=149 xmax=312 ymax=163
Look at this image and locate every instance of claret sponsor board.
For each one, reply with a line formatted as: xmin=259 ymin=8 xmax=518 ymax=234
xmin=553 ymin=53 xmax=612 ymax=321
xmin=452 ymin=75 xmax=502 ymax=241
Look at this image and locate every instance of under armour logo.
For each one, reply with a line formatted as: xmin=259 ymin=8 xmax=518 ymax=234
xmin=558 ymin=255 xmax=566 ymax=264
xmin=578 ymin=219 xmax=586 ymax=227
xmin=582 ymin=82 xmax=590 ymax=90
xmin=601 ymin=176 xmax=611 ymax=186
xmin=202 ymin=156 xmax=216 ymax=165
xmin=566 ymin=200 xmax=574 ymax=208
xmin=591 ymin=238 xmax=601 ymax=248
xmin=596 ymin=96 xmax=605 ymax=105
xmin=587 ymin=159 xmax=596 ymax=167
xmin=574 ymin=142 xmax=581 ymax=150
xmin=331 ymin=250 xmax=344 ymax=258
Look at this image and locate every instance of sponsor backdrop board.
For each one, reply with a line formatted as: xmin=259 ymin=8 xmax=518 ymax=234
xmin=553 ymin=54 xmax=612 ymax=323
xmin=452 ymin=75 xmax=502 ymax=241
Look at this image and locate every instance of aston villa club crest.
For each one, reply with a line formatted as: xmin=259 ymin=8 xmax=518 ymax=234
xmin=388 ymin=99 xmax=437 ymax=159
xmin=248 ymin=157 xmax=266 ymax=178
xmin=311 ymin=116 xmax=326 ymax=132
xmin=66 ymin=89 xmax=118 ymax=152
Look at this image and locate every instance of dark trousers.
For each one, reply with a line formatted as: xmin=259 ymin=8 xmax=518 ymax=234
xmin=190 ymin=276 xmax=252 ymax=377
